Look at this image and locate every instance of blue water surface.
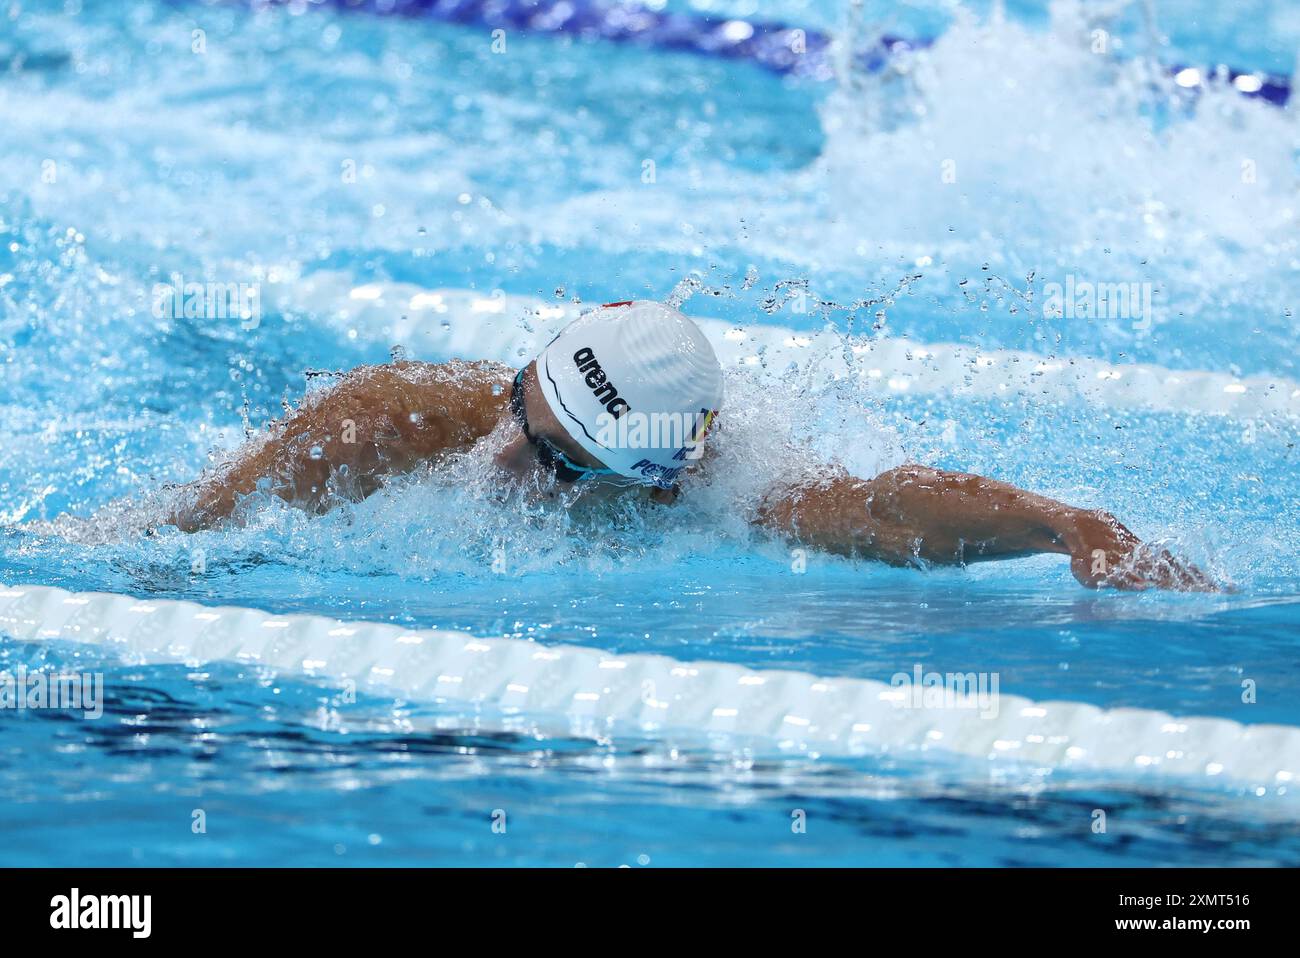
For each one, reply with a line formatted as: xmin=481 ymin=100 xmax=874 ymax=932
xmin=2 ymin=0 xmax=1299 ymax=866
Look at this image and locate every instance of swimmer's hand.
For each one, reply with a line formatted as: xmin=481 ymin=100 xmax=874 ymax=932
xmin=1063 ymin=510 xmax=1222 ymax=592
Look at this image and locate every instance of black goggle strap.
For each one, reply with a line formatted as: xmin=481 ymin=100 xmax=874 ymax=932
xmin=511 ymin=369 xmax=617 ymax=482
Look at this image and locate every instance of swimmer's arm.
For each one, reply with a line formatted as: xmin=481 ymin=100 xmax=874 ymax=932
xmin=164 ymin=379 xmax=391 ymax=532
xmin=755 ymin=465 xmax=1218 ymax=591
xmin=166 ymin=362 xmax=508 ymax=532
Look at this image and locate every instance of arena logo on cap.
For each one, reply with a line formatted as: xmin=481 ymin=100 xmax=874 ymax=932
xmin=573 ymin=347 xmax=631 ymax=418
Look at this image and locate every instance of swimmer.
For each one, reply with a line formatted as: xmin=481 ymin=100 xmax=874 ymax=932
xmin=166 ymin=301 xmax=1217 ymax=591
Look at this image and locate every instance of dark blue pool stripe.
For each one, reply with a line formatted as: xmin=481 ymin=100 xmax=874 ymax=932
xmin=291 ymin=0 xmax=886 ymax=80
xmin=266 ymin=0 xmax=1291 ymax=106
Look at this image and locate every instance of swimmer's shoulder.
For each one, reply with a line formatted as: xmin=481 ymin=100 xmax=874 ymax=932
xmin=361 ymin=358 xmax=515 ymax=444
xmin=294 ymin=359 xmax=512 ymax=430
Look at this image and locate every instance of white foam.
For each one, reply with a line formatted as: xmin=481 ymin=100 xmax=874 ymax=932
xmin=2 ymin=582 xmax=1296 ymax=787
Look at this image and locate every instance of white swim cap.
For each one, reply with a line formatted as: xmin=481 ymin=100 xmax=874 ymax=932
xmin=534 ymin=301 xmax=723 ymax=488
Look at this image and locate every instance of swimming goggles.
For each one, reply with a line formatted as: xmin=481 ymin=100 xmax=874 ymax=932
xmin=510 ymin=369 xmax=619 ymax=484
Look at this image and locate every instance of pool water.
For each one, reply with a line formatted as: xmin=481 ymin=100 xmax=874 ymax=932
xmin=2 ymin=0 xmax=1300 ymax=866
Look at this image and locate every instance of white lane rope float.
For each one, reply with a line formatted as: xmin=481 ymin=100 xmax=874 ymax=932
xmin=2 ymin=583 xmax=1298 ymax=788
xmin=269 ymin=272 xmax=1300 ymax=419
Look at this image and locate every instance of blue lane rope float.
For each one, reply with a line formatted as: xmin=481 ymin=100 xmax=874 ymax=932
xmin=238 ymin=0 xmax=1291 ymax=106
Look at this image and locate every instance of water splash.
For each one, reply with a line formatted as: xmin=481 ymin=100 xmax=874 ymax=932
xmin=0 ymin=0 xmax=1296 ymax=596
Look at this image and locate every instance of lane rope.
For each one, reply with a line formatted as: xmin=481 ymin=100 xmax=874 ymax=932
xmin=269 ymin=272 xmax=1300 ymax=419
xmin=2 ymin=582 xmax=1297 ymax=786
